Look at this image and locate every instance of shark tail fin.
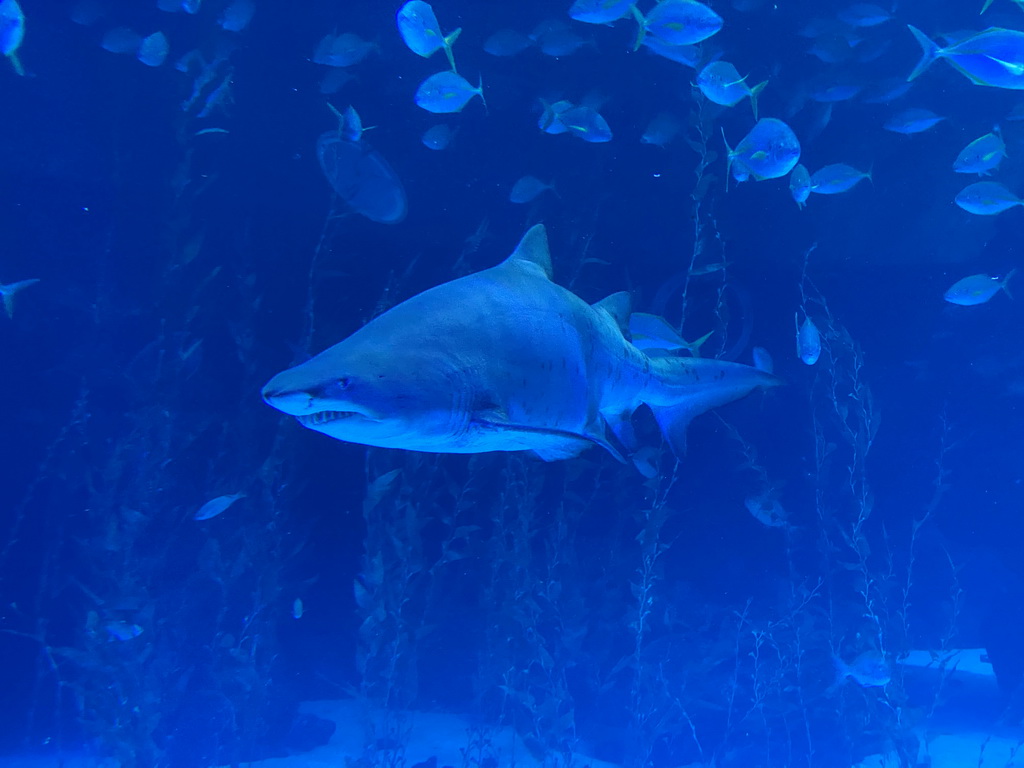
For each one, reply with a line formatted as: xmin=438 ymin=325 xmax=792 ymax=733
xmin=907 ymin=25 xmax=942 ymax=82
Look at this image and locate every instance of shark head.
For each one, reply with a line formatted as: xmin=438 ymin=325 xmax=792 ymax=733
xmin=261 ymin=329 xmax=470 ymax=451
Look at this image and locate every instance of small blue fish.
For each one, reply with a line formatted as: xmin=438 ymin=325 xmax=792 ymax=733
xmin=955 ymin=181 xmax=1023 ymax=214
xmin=218 ymin=0 xmax=254 ymax=32
xmin=696 ymin=61 xmax=767 ymax=118
xmin=723 ymin=118 xmax=802 ymax=187
xmin=908 ymin=25 xmax=1024 ymax=89
xmin=101 ymin=26 xmax=141 ymax=55
xmin=809 ymin=163 xmax=871 ymax=194
xmin=414 ymin=71 xmax=485 ymax=114
xmin=194 ymin=492 xmax=245 ymax=521
xmin=335 ymin=105 xmax=368 ymax=142
xmin=312 ymin=32 xmax=377 ymax=68
xmin=509 ymin=175 xmax=555 ymax=204
xmin=559 ymin=105 xmax=613 ymax=143
xmin=421 ymin=123 xmax=454 ymax=150
xmin=538 ymin=99 xmax=575 ymax=134
xmin=637 ymin=0 xmax=723 ymax=48
xmin=860 ymin=76 xmax=913 ymax=103
xmin=834 ymin=650 xmax=891 ymax=688
xmin=837 ymin=3 xmax=891 ymax=27
xmin=944 ymin=270 xmax=1016 ymax=305
xmin=796 ymin=313 xmax=821 ymax=366
xmin=809 ymin=83 xmax=863 ymax=103
xmin=953 ymin=130 xmax=1007 ymax=175
xmin=534 ymin=20 xmax=592 ymax=57
xmin=884 ymin=107 xmax=945 ymax=134
xmin=628 ymin=313 xmax=712 ymax=356
xmin=744 ymin=493 xmax=788 ymax=527
xmin=789 ymin=164 xmax=811 ymax=208
xmin=0 ymin=0 xmax=25 ymax=75
xmin=483 ymin=28 xmax=533 ymax=57
xmin=397 ymin=1 xmax=460 ymax=71
xmin=641 ymin=112 xmax=681 ymax=147
xmin=137 ymin=31 xmax=169 ymax=67
xmin=105 ymin=621 xmax=144 ymax=642
xmin=569 ymin=0 xmax=637 ymax=24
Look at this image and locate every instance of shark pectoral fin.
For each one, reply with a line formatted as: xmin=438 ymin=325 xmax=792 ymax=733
xmin=473 ymin=419 xmax=627 ymax=463
xmin=592 ymin=292 xmax=632 ymax=335
xmin=532 ymin=439 xmax=593 ymax=462
xmin=650 ymin=402 xmax=701 ymax=457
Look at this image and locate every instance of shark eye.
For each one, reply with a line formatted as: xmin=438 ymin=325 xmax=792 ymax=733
xmin=338 ymin=377 xmax=351 ymax=389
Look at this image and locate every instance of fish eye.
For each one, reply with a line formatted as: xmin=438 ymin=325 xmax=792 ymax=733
xmin=339 ymin=377 xmax=351 ymax=389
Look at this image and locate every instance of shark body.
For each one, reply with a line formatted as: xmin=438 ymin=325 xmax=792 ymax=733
xmin=262 ymin=224 xmax=779 ymax=463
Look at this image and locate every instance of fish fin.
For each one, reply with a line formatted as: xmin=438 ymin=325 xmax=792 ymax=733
xmin=721 ymin=128 xmax=733 ymax=192
xmin=476 ymin=73 xmax=487 ymax=112
xmin=649 ymin=402 xmax=699 ymax=457
xmin=2 ymin=293 xmax=12 ymax=319
xmin=593 ymin=291 xmax=632 ymax=335
xmin=981 ymin=0 xmax=995 ymax=11
xmin=8 ymin=52 xmax=24 ymax=77
xmin=474 ymin=419 xmax=625 ymax=463
xmin=504 ymin=224 xmax=553 ymax=279
xmin=1003 ymin=268 xmax=1017 ymax=298
xmin=748 ymin=80 xmax=768 ymax=121
xmin=686 ymin=330 xmax=714 ymax=357
xmin=602 ymin=409 xmax=638 ymax=454
xmin=906 ymin=25 xmax=941 ymax=81
xmin=630 ymin=5 xmax=646 ymax=51
xmin=531 ymin=439 xmax=591 ymax=461
xmin=443 ymin=27 xmax=461 ymax=72
xmin=986 ymin=55 xmax=1024 ymax=76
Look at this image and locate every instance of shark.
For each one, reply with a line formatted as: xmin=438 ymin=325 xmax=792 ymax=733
xmin=262 ymin=224 xmax=780 ymax=464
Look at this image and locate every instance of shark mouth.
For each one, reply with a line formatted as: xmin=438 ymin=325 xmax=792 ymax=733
xmin=297 ymin=411 xmax=356 ymax=427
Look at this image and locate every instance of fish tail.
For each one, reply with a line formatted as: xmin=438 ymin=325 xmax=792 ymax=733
xmin=906 ymin=25 xmax=941 ymax=82
xmin=630 ymin=5 xmax=646 ymax=52
xmin=644 ymin=357 xmax=781 ymax=457
xmin=1003 ymin=268 xmax=1017 ymax=298
xmin=748 ymin=80 xmax=768 ymax=121
xmin=476 ymin=73 xmax=487 ymax=113
xmin=443 ymin=27 xmax=462 ymax=73
xmin=721 ymin=127 xmax=733 ymax=192
xmin=684 ymin=330 xmax=714 ymax=357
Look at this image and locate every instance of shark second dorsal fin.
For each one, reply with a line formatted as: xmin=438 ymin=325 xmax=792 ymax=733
xmin=593 ymin=292 xmax=631 ymax=335
xmin=504 ymin=224 xmax=553 ymax=280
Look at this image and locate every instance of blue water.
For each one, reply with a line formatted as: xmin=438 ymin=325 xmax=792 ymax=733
xmin=1 ymin=1 xmax=1023 ymax=766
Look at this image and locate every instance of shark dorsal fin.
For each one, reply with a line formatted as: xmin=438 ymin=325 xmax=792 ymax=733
xmin=504 ymin=224 xmax=553 ymax=279
xmin=593 ymin=291 xmax=631 ymax=335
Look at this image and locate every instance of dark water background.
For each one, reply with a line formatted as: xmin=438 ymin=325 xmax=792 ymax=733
xmin=1 ymin=0 xmax=1023 ymax=766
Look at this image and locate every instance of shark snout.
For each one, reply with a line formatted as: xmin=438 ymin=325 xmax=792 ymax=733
xmin=262 ymin=375 xmax=317 ymax=416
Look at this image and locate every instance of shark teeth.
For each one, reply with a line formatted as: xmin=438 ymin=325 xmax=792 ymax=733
xmin=299 ymin=411 xmax=353 ymax=427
